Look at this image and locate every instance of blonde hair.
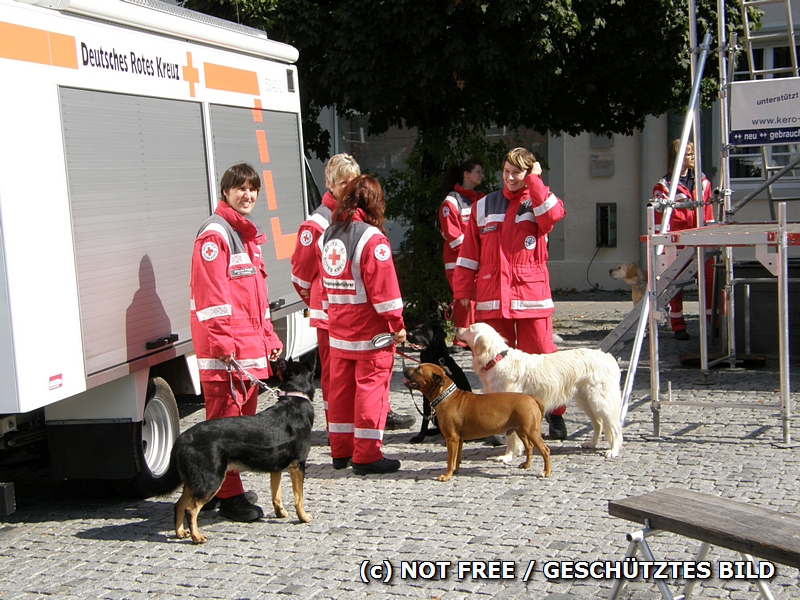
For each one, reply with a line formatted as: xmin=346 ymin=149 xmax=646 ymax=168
xmin=325 ymin=153 xmax=361 ymax=189
xmin=504 ymin=147 xmax=537 ymax=172
xmin=669 ymin=139 xmax=693 ymax=169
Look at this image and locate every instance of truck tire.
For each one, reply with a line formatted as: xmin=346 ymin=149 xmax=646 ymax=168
xmin=114 ymin=377 xmax=180 ymax=498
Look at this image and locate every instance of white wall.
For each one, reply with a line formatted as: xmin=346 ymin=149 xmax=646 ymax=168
xmin=547 ymin=115 xmax=670 ymax=292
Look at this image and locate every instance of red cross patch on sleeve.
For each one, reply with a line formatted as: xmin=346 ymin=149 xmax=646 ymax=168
xmin=201 ymin=241 xmax=219 ymax=261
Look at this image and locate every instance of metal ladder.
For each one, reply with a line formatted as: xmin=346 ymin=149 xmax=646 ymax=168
xmin=738 ymin=0 xmax=800 ymax=219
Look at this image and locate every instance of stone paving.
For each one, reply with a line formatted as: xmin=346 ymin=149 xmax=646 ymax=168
xmin=1 ymin=290 xmax=799 ymax=599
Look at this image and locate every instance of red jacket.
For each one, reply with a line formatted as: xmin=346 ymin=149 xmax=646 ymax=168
xmin=652 ymin=169 xmax=714 ymax=232
xmin=439 ymin=185 xmax=485 ymax=273
xmin=321 ymin=209 xmax=404 ymax=359
xmin=190 ymin=201 xmax=282 ymax=381
xmin=452 ymin=174 xmax=566 ymax=320
xmin=291 ymin=191 xmax=336 ymax=329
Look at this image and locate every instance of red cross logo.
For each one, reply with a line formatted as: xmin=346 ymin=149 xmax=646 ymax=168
xmin=374 ymin=243 xmax=391 ymax=261
xmin=322 ymin=239 xmax=347 ymax=275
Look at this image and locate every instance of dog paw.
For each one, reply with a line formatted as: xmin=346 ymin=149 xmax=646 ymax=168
xmin=580 ymin=440 xmax=598 ymax=449
xmin=175 ymin=527 xmax=188 ymax=539
xmin=604 ymin=448 xmax=620 ymax=459
xmin=490 ymin=454 xmax=514 ymax=464
xmin=297 ymin=512 xmax=313 ymax=524
xmin=518 ymin=461 xmax=532 ymax=470
xmin=539 ymin=470 xmax=551 ymax=478
xmin=273 ymin=504 xmax=289 ymax=518
xmin=409 ymin=435 xmax=424 ymax=444
xmin=437 ymin=473 xmax=453 ymax=482
xmin=191 ymin=533 xmax=208 ymax=544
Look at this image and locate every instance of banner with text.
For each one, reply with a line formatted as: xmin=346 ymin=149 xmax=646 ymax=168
xmin=730 ymin=77 xmax=800 ymax=146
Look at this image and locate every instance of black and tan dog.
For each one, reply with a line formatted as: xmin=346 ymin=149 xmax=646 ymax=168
xmin=168 ymin=353 xmax=316 ymax=544
xmin=402 ymin=363 xmax=551 ymax=482
xmin=406 ymin=323 xmax=472 ymax=443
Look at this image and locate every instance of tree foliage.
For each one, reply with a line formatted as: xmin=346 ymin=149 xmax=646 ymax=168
xmin=183 ymin=0 xmax=752 ymax=322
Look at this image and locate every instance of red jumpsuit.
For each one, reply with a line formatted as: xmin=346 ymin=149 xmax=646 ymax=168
xmin=652 ymin=169 xmax=715 ymax=332
xmin=291 ymin=191 xmax=337 ymax=424
xmin=439 ymin=185 xmax=484 ymax=329
xmin=190 ymin=200 xmax=282 ymax=499
xmin=321 ymin=210 xmax=404 ymax=464
xmin=452 ymin=173 xmax=566 ymax=414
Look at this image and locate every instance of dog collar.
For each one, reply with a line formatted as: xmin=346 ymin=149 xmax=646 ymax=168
xmin=278 ymin=391 xmax=311 ymax=401
xmin=483 ymin=349 xmax=508 ymax=372
xmin=430 ymin=383 xmax=458 ymax=410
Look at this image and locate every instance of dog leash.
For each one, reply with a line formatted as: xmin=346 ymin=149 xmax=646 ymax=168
xmin=226 ymin=358 xmax=279 ymax=412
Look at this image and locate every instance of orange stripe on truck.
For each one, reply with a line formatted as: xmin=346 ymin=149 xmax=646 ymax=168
xmin=203 ymin=62 xmax=259 ymax=94
xmin=0 ymin=22 xmax=77 ymax=69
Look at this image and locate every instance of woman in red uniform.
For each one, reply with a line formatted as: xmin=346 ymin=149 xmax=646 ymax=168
xmin=652 ymin=139 xmax=715 ymax=340
xmin=291 ymin=154 xmax=360 ymax=437
xmin=321 ymin=175 xmax=406 ymax=474
xmin=190 ymin=163 xmax=282 ymax=521
xmin=452 ymin=147 xmax=568 ymax=438
xmin=439 ymin=158 xmax=485 ymax=350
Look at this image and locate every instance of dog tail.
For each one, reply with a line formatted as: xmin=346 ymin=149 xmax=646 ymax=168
xmin=139 ymin=451 xmax=182 ymax=499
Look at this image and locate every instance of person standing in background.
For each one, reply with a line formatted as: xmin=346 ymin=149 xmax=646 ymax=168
xmin=439 ymin=158 xmax=485 ymax=351
xmin=452 ymin=147 xmax=568 ymax=439
xmin=652 ymin=139 xmax=715 ymax=340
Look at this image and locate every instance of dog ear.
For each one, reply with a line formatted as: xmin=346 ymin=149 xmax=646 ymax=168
xmin=432 ymin=372 xmax=443 ymax=387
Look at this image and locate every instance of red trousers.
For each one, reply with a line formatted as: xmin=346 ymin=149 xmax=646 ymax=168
xmin=317 ymin=327 xmax=331 ymax=430
xmin=327 ymin=352 xmax=394 ymax=464
xmin=669 ymin=257 xmax=715 ymax=332
xmin=484 ymin=317 xmax=565 ymax=417
xmin=446 ymin=270 xmax=474 ymax=330
xmin=201 ymin=378 xmax=259 ymax=499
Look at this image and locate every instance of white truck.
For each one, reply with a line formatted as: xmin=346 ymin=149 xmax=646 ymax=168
xmin=0 ymin=0 xmax=318 ymax=505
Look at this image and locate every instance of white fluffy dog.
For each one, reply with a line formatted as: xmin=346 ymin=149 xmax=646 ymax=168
xmin=458 ymin=323 xmax=623 ymax=459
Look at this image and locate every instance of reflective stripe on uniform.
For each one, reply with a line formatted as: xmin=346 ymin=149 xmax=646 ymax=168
xmin=449 ymin=234 xmax=464 ymax=249
xmin=534 ymin=193 xmax=560 ymax=217
xmin=456 ymin=257 xmax=479 ymax=270
xmin=330 ymin=337 xmax=378 ymax=351
xmin=374 ymin=298 xmax=402 ymax=314
xmin=354 ymin=427 xmax=384 ymax=440
xmin=291 ymin=273 xmax=312 ymax=288
xmin=197 ymin=356 xmax=268 ymax=370
xmin=230 ymin=252 xmax=252 ymax=265
xmin=196 ymin=304 xmax=232 ymax=322
xmin=310 ymin=309 xmax=328 ymax=321
xmin=475 ymin=300 xmax=500 ymax=311
xmin=329 ymin=422 xmax=355 ymax=433
xmin=511 ymin=299 xmax=555 ymax=310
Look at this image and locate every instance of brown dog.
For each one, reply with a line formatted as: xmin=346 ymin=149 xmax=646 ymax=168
xmin=609 ymin=262 xmax=647 ymax=306
xmin=402 ymin=363 xmax=551 ymax=481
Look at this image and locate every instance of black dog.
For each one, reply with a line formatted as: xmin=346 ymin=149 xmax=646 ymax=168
xmin=168 ymin=353 xmax=316 ymax=544
xmin=406 ymin=323 xmax=472 ymax=443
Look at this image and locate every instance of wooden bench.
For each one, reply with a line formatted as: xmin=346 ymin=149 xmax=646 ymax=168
xmin=607 ymin=488 xmax=800 ymax=599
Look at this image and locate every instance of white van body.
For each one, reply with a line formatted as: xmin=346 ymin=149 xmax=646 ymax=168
xmin=0 ymin=0 xmax=316 ymax=494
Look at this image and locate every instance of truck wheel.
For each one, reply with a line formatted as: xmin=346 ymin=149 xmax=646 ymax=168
xmin=114 ymin=377 xmax=179 ymax=498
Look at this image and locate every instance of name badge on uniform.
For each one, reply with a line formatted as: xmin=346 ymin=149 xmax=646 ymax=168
xmin=230 ymin=266 xmax=257 ymax=278
xmin=480 ymin=224 xmax=498 ymax=235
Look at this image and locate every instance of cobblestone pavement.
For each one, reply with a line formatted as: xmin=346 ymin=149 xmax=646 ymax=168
xmin=1 ymin=291 xmax=799 ymax=599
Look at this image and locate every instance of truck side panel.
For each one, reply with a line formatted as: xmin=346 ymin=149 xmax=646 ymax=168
xmin=60 ymin=87 xmax=210 ymax=377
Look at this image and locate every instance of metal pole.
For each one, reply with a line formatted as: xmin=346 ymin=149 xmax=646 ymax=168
xmin=689 ymin=1 xmax=710 ymax=375
xmin=656 ymin=33 xmax=713 ymax=254
xmin=620 ymin=298 xmax=649 ymax=426
xmin=648 ymin=206 xmax=662 ymax=437
xmin=778 ymin=202 xmax=791 ymax=444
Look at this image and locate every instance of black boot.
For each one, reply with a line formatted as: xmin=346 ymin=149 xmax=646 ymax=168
xmin=385 ymin=410 xmax=416 ymax=430
xmin=546 ymin=414 xmax=568 ymax=440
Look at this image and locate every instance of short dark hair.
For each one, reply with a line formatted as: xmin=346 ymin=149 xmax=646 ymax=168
xmin=333 ymin=175 xmax=385 ymax=233
xmin=219 ymin=163 xmax=261 ymax=202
